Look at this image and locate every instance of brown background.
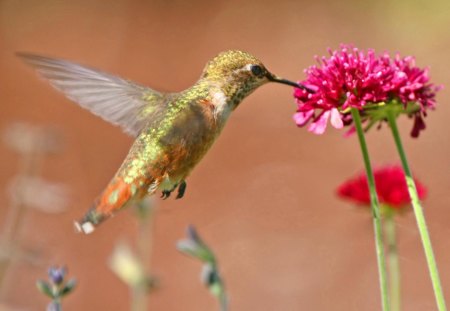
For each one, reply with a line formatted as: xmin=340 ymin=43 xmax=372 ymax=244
xmin=1 ymin=0 xmax=450 ymax=310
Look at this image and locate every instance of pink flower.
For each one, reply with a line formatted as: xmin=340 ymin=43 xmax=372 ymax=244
xmin=294 ymin=45 xmax=440 ymax=137
xmin=337 ymin=165 xmax=427 ymax=209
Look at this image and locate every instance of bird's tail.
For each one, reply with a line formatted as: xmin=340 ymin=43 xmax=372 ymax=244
xmin=74 ymin=176 xmax=150 ymax=234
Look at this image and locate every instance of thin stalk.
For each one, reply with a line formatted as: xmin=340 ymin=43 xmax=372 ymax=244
xmin=48 ymin=298 xmax=62 ymax=311
xmin=130 ymin=286 xmax=147 ymax=311
xmin=218 ymin=278 xmax=228 ymax=311
xmin=131 ymin=200 xmax=154 ymax=311
xmin=351 ymin=108 xmax=390 ymax=311
xmin=219 ymin=293 xmax=228 ymax=311
xmin=0 ymin=145 xmax=43 ymax=298
xmin=385 ymin=211 xmax=401 ymax=311
xmin=386 ymin=110 xmax=447 ymax=311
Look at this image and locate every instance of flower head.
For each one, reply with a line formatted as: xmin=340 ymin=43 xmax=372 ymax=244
xmin=294 ymin=45 xmax=440 ymax=137
xmin=337 ymin=165 xmax=427 ymax=210
xmin=177 ymin=225 xmax=227 ymax=306
xmin=177 ymin=225 xmax=216 ymax=264
xmin=48 ymin=267 xmax=66 ymax=285
xmin=36 ymin=265 xmax=76 ymax=307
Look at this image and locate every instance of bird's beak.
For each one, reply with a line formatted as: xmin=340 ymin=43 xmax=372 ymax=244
xmin=266 ymin=72 xmax=315 ymax=93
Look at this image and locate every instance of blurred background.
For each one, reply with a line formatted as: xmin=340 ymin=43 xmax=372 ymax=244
xmin=1 ymin=0 xmax=450 ymax=310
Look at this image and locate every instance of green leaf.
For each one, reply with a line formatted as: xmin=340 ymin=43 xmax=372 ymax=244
xmin=36 ymin=279 xmax=54 ymax=298
xmin=60 ymin=279 xmax=77 ymax=296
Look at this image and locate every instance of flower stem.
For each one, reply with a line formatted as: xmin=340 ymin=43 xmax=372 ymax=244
xmin=386 ymin=110 xmax=447 ymax=311
xmin=219 ymin=289 xmax=228 ymax=311
xmin=0 ymin=134 xmax=44 ymax=299
xmin=131 ymin=200 xmax=155 ymax=311
xmin=49 ymin=299 xmax=62 ymax=311
xmin=351 ymin=107 xmax=390 ymax=311
xmin=385 ymin=211 xmax=401 ymax=311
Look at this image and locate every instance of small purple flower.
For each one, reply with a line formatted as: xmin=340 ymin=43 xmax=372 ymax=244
xmin=48 ymin=267 xmax=66 ymax=285
xmin=176 ymin=226 xmax=227 ymax=308
xmin=37 ymin=265 xmax=76 ymax=311
xmin=293 ymin=45 xmax=440 ymax=137
xmin=177 ymin=225 xmax=215 ymax=263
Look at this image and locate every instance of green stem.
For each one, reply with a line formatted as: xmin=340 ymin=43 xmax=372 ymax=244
xmin=131 ymin=200 xmax=154 ymax=311
xmin=0 ymin=141 xmax=43 ymax=299
xmin=385 ymin=211 xmax=401 ymax=311
xmin=386 ymin=110 xmax=447 ymax=311
xmin=219 ymin=290 xmax=228 ymax=311
xmin=351 ymin=108 xmax=390 ymax=311
xmin=131 ymin=286 xmax=147 ymax=311
xmin=50 ymin=298 xmax=62 ymax=311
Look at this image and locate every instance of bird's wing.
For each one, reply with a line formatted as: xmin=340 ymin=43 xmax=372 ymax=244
xmin=17 ymin=52 xmax=168 ymax=137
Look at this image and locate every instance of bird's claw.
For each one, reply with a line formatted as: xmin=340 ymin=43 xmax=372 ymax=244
xmin=176 ymin=180 xmax=187 ymax=199
xmin=161 ymin=190 xmax=171 ymax=200
xmin=160 ymin=180 xmax=187 ymax=200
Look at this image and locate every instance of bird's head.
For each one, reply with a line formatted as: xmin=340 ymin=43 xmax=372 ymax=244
xmin=200 ymin=50 xmax=309 ymax=108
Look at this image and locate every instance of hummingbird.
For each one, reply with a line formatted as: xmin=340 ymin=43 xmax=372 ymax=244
xmin=18 ymin=50 xmax=310 ymax=234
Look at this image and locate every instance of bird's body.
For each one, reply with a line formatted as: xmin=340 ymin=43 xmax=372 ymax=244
xmin=93 ymin=82 xmax=230 ymax=228
xmin=18 ymin=50 xmax=305 ymax=233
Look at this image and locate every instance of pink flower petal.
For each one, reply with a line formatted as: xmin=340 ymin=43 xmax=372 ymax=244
xmin=343 ymin=126 xmax=356 ymax=137
xmin=293 ymin=111 xmax=314 ymax=126
xmin=330 ymin=108 xmax=344 ymax=129
xmin=308 ymin=110 xmax=330 ymax=135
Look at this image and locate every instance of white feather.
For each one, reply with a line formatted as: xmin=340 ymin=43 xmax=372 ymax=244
xmin=211 ymin=90 xmax=231 ymax=120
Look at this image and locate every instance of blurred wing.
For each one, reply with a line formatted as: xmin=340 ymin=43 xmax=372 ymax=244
xmin=17 ymin=52 xmax=167 ymax=137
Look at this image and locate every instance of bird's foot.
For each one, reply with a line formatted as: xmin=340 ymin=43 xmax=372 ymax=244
xmin=161 ymin=189 xmax=172 ymax=200
xmin=176 ymin=180 xmax=187 ymax=199
xmin=160 ymin=180 xmax=187 ymax=200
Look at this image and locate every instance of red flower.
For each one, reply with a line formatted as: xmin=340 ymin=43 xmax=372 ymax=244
xmin=294 ymin=45 xmax=440 ymax=137
xmin=337 ymin=165 xmax=427 ymax=209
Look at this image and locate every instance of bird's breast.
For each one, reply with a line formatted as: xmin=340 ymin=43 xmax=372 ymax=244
xmin=118 ymin=88 xmax=232 ymax=193
xmin=210 ymin=90 xmax=232 ymax=121
xmin=150 ymin=96 xmax=224 ymax=180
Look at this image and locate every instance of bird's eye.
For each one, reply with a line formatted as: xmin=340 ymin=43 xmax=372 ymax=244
xmin=250 ymin=65 xmax=263 ymax=77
